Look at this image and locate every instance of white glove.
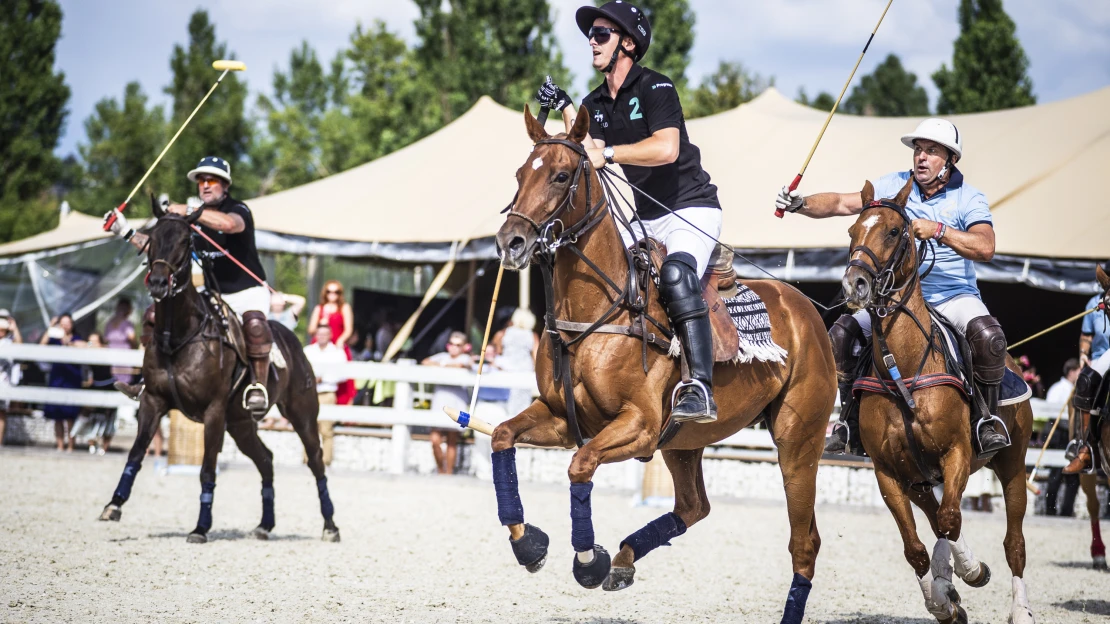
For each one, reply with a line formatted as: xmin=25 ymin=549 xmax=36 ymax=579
xmin=775 ymin=186 xmax=806 ymax=213
xmin=103 ymin=209 xmax=134 ymax=240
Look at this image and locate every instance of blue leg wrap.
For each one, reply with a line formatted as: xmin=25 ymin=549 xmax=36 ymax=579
xmin=197 ymin=481 xmax=216 ymax=533
xmin=570 ymin=481 xmax=594 ymax=553
xmin=492 ymin=449 xmax=524 ymax=526
xmin=620 ymin=512 xmax=688 ymax=562
xmin=317 ymin=477 xmax=334 ymax=520
xmin=261 ymin=481 xmax=276 ymax=529
xmin=780 ymin=573 xmax=813 ymax=624
xmin=113 ymin=461 xmax=142 ymax=503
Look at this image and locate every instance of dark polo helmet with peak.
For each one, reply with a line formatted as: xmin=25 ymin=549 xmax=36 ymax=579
xmin=576 ymin=1 xmax=652 ymax=63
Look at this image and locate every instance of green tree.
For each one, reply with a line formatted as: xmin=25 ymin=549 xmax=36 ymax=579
xmin=0 ymin=0 xmax=70 ymax=243
xmin=164 ymin=10 xmax=253 ymax=199
xmin=413 ymin=0 xmax=569 ymax=123
xmin=933 ymin=0 xmax=1035 ymax=114
xmin=686 ymin=60 xmax=772 ymax=118
xmin=796 ymin=88 xmax=836 ymax=112
xmin=603 ymin=0 xmax=695 ymax=90
xmin=841 ymin=54 xmax=929 ymax=116
xmin=73 ymin=82 xmax=166 ymax=216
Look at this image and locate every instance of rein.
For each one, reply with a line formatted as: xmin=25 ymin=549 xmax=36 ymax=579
xmin=508 ymin=138 xmax=673 ymax=447
xmin=852 ymin=200 xmax=945 ymax=487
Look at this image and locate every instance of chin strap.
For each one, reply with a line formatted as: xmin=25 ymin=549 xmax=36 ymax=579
xmin=601 ymin=36 xmax=631 ymax=73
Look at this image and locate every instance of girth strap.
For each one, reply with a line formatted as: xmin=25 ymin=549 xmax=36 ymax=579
xmin=553 ymin=319 xmax=672 ymax=352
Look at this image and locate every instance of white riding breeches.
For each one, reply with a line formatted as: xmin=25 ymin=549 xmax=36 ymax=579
xmin=220 ymin=285 xmax=271 ymax=318
xmin=617 ymin=207 xmax=723 ymax=277
xmin=853 ymin=294 xmax=991 ymax=339
xmin=1090 ymin=349 xmax=1110 ymax=376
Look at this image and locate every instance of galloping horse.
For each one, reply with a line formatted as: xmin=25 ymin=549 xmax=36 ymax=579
xmin=485 ymin=106 xmax=836 ymax=624
xmin=843 ymin=180 xmax=1034 ymax=623
xmin=98 ymin=196 xmax=339 ymax=544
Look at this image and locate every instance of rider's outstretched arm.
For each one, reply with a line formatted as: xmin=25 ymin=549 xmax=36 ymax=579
xmin=800 ymin=192 xmax=865 ymax=218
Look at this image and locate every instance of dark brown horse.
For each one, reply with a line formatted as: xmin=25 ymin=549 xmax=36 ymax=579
xmin=484 ymin=106 xmax=836 ymax=624
xmin=844 ymin=180 xmax=1034 ymax=623
xmin=98 ymin=197 xmax=339 ymax=543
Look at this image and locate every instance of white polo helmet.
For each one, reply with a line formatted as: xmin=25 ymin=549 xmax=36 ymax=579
xmin=901 ymin=118 xmax=962 ymax=161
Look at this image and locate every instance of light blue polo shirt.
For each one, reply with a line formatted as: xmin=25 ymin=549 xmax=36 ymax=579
xmin=871 ymin=168 xmax=993 ymax=305
xmin=1081 ymin=294 xmax=1110 ymax=360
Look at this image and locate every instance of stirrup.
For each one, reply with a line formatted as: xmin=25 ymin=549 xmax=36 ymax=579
xmin=1063 ymin=439 xmax=1080 ymax=461
xmin=243 ymin=382 xmax=270 ymax=413
xmin=670 ymin=379 xmax=716 ymax=423
xmin=974 ymin=414 xmax=1010 ymax=458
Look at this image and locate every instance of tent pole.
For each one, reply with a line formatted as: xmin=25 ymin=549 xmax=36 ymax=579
xmin=305 ymin=255 xmax=319 ymax=332
xmin=465 ymin=260 xmax=476 ymax=336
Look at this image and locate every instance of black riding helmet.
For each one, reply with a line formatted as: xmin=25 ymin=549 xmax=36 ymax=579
xmin=576 ymin=1 xmax=652 ymax=72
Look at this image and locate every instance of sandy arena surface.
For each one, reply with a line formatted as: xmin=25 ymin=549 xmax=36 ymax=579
xmin=0 ymin=448 xmax=1107 ymax=623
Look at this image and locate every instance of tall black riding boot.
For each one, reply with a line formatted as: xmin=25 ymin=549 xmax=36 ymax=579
xmin=242 ymin=311 xmax=273 ymax=419
xmin=825 ymin=315 xmax=865 ymax=455
xmin=659 ymin=252 xmax=717 ymax=424
xmin=967 ymin=316 xmax=1010 ymax=459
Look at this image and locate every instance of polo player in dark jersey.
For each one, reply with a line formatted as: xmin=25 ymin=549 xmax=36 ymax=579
xmin=104 ymin=156 xmax=274 ymax=417
xmin=537 ymin=1 xmax=723 ymax=423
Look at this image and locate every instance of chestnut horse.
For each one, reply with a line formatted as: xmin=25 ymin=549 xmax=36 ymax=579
xmin=98 ymin=197 xmax=339 ymax=544
xmin=486 ymin=106 xmax=835 ymax=624
xmin=844 ymin=180 xmax=1035 ymax=623
xmin=1081 ymin=264 xmax=1110 ymax=569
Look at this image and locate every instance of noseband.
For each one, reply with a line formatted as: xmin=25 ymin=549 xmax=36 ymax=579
xmin=146 ymin=216 xmax=196 ymax=302
xmin=847 ymin=200 xmax=929 ymax=318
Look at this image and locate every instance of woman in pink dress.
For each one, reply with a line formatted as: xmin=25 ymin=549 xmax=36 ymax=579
xmin=103 ymin=298 xmax=138 ymax=383
xmin=308 ymin=280 xmax=355 ymax=405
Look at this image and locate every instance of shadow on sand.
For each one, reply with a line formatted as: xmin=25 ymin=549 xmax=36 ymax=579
xmin=822 ymin=616 xmax=935 ymax=624
xmin=1053 ymin=599 xmax=1110 ymax=616
xmin=1050 ymin=560 xmax=1104 ymax=570
xmin=146 ymin=528 xmax=311 ymax=542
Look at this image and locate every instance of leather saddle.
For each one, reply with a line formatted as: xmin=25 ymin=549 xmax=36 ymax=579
xmin=638 ymin=239 xmax=739 ymax=362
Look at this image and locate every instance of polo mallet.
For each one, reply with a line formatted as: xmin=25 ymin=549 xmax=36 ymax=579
xmin=774 ymin=0 xmax=894 ymax=218
xmin=537 ymin=105 xmax=551 ymax=125
xmin=104 ymin=59 xmax=247 ymax=231
xmin=1008 ymin=306 xmax=1100 ymax=351
xmin=1025 ymin=395 xmax=1071 ymax=495
xmin=442 ymin=263 xmax=506 ymax=434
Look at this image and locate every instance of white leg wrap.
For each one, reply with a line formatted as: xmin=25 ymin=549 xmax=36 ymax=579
xmin=931 ymin=539 xmax=956 ymax=598
xmin=948 ymin=533 xmax=982 ymax=582
xmin=917 ymin=570 xmax=956 ymax=621
xmin=1009 ymin=576 xmax=1035 ymax=624
xmin=576 ymin=549 xmax=595 ymax=564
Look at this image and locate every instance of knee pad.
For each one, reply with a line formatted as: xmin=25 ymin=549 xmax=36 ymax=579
xmin=966 ymin=315 xmax=1006 ymax=384
xmin=1074 ymin=366 xmax=1104 ymax=412
xmin=242 ymin=311 xmax=273 ymax=357
xmin=659 ymin=252 xmax=707 ymax=322
xmin=829 ymin=315 xmax=865 ymax=372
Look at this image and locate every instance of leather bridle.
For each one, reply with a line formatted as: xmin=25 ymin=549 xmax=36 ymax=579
xmin=146 ymin=216 xmax=196 ymax=303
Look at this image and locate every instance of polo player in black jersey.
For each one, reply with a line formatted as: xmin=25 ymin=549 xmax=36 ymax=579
xmin=104 ymin=156 xmax=274 ymax=417
xmin=536 ymin=1 xmax=723 ymax=423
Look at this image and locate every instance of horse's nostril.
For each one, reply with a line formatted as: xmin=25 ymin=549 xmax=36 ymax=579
xmin=854 ymin=277 xmax=869 ymax=299
xmin=508 ymin=236 xmax=526 ymax=253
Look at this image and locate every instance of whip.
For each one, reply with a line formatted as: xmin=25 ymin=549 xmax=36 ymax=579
xmin=104 ymin=60 xmax=247 ymax=231
xmin=774 ymin=0 xmax=895 ymax=218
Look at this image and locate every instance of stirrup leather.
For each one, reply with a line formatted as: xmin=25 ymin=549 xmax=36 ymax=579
xmin=670 ymin=379 xmax=716 ymax=423
xmin=243 ymin=382 xmax=270 ymax=411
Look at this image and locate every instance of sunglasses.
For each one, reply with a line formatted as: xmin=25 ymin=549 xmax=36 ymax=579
xmin=447 ymin=342 xmax=466 ymax=348
xmin=326 ymin=289 xmax=341 ymax=294
xmin=197 ymin=176 xmax=224 ymax=187
xmin=587 ymin=26 xmax=622 ymax=45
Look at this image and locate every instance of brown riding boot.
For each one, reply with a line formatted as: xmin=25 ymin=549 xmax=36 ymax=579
xmin=242 ymin=311 xmax=273 ymax=418
xmin=1063 ymin=411 xmax=1092 ymax=474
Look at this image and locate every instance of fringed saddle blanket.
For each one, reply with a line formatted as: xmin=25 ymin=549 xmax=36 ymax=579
xmin=724 ymin=284 xmax=788 ymax=364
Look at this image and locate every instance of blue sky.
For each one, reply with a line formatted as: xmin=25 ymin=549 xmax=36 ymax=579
xmin=54 ymin=0 xmax=1110 ymax=156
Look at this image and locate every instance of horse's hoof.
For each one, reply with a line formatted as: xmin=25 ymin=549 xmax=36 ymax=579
xmin=964 ymin=562 xmax=990 ymax=588
xmin=252 ymin=526 xmax=271 ymax=540
xmin=98 ymin=504 xmax=121 ymax=522
xmin=602 ymin=566 xmax=635 ymax=591
xmin=186 ymin=532 xmax=208 ymax=544
xmin=953 ymin=604 xmax=968 ymax=624
xmin=511 ymin=524 xmax=549 ymax=573
xmin=945 ymin=584 xmax=962 ymax=606
xmin=572 ymin=545 xmax=611 ymax=589
xmin=1093 ymin=555 xmax=1107 ymax=571
xmin=322 ymin=528 xmax=341 ymax=543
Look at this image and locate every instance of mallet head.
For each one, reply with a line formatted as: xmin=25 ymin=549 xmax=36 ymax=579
xmin=211 ymin=60 xmax=246 ymax=72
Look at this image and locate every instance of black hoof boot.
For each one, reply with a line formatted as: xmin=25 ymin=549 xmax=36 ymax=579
xmin=322 ymin=527 xmax=341 ymax=543
xmin=572 ymin=545 xmax=611 ymax=589
xmin=99 ymin=504 xmax=121 ymax=522
xmin=964 ymin=561 xmax=991 ymax=588
xmin=602 ymin=566 xmax=635 ymax=591
xmin=510 ymin=524 xmax=549 ymax=573
xmin=252 ymin=526 xmax=271 ymax=540
xmin=953 ymin=604 xmax=968 ymax=624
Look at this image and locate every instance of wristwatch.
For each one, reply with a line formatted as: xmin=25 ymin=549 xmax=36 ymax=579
xmin=603 ymin=146 xmax=615 ymax=165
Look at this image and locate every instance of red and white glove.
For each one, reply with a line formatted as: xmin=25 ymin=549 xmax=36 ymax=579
xmin=775 ymin=186 xmax=805 ymax=213
xmin=103 ymin=209 xmax=134 ymax=241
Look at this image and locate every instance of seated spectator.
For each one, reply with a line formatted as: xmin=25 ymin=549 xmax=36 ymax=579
xmin=40 ymin=314 xmax=83 ymax=452
xmin=268 ymin=291 xmax=306 ymax=332
xmin=421 ymin=331 xmax=472 ymax=474
xmin=1043 ymin=358 xmax=1081 ymax=516
xmin=302 ymin=324 xmax=345 ymax=465
xmin=354 ymin=334 xmax=376 ymax=362
xmin=0 ymin=311 xmax=23 ymax=445
xmin=80 ymin=333 xmax=118 ymax=455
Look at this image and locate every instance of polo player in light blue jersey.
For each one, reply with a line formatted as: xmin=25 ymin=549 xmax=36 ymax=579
xmin=776 ymin=118 xmax=1010 ymax=458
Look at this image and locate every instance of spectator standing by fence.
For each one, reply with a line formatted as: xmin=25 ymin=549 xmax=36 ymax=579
xmin=40 ymin=314 xmax=83 ymax=452
xmin=422 ymin=331 xmax=472 ymax=474
xmin=268 ymin=292 xmax=305 ymax=332
xmin=302 ymin=325 xmax=344 ymax=465
xmin=1041 ymin=359 xmax=1081 ymax=516
xmin=103 ymin=298 xmax=137 ymax=384
xmin=309 ymin=280 xmax=355 ymax=405
xmin=499 ymin=308 xmax=539 ymax=417
xmin=0 ymin=311 xmax=23 ymax=445
xmin=79 ymin=333 xmax=118 ymax=455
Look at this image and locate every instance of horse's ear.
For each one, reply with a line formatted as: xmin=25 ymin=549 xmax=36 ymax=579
xmin=150 ymin=192 xmax=166 ymax=219
xmin=524 ymin=104 xmax=548 ymax=144
xmin=860 ymin=180 xmax=875 ymax=207
xmin=1097 ymin=263 xmax=1110 ymax=291
xmin=187 ymin=205 xmax=205 ymax=224
xmin=567 ymin=104 xmax=591 ymax=144
xmin=893 ymin=177 xmax=914 ymax=206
